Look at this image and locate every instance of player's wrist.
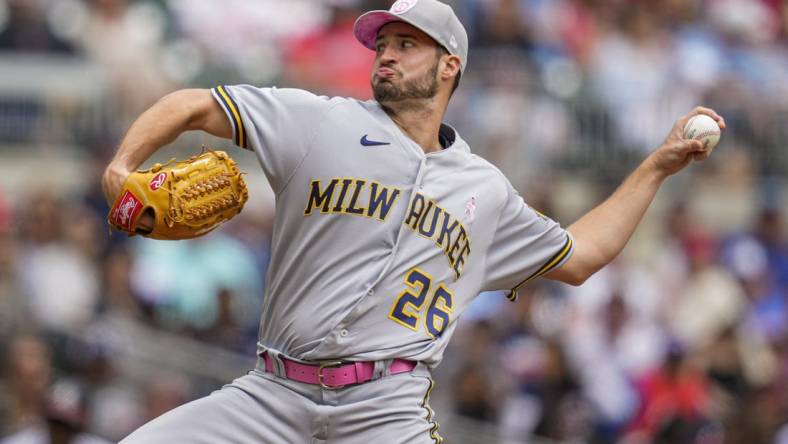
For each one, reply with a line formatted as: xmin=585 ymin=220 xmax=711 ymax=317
xmin=107 ymin=161 xmax=131 ymax=175
xmin=102 ymin=162 xmax=131 ymax=203
xmin=640 ymin=152 xmax=672 ymax=183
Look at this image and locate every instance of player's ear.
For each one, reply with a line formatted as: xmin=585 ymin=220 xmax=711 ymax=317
xmin=440 ymin=54 xmax=461 ymax=82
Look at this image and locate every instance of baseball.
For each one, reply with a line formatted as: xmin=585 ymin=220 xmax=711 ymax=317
xmin=683 ymin=114 xmax=721 ymax=152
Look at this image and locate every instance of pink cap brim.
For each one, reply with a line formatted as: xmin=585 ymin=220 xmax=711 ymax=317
xmin=353 ymin=11 xmax=406 ymax=50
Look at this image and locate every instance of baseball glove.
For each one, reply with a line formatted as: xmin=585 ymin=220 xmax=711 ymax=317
xmin=108 ymin=149 xmax=248 ymax=240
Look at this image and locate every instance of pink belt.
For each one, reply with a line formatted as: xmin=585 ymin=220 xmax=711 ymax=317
xmin=262 ymin=352 xmax=416 ymax=389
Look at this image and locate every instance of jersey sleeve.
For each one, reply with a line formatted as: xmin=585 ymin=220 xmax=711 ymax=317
xmin=211 ymin=85 xmax=332 ymax=193
xmin=482 ymin=180 xmax=574 ymax=301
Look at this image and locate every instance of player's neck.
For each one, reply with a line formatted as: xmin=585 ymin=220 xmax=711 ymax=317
xmin=380 ymin=98 xmax=446 ymax=153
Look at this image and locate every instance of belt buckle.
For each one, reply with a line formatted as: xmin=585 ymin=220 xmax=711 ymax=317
xmin=317 ymin=360 xmax=346 ymax=390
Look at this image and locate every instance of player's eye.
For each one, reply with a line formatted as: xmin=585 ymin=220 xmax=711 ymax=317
xmin=401 ymin=40 xmax=414 ymax=49
xmin=375 ymin=43 xmax=386 ymax=53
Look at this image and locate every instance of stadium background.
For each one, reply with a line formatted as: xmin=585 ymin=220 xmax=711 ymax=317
xmin=0 ymin=0 xmax=787 ymax=442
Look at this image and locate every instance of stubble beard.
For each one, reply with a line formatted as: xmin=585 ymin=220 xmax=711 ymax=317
xmin=372 ymin=60 xmax=439 ymax=108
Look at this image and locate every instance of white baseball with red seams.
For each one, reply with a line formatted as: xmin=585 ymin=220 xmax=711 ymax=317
xmin=683 ymin=114 xmax=721 ymax=152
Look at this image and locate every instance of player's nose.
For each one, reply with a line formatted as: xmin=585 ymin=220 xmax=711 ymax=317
xmin=376 ymin=44 xmax=398 ymax=65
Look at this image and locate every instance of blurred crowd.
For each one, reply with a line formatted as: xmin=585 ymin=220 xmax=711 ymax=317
xmin=1 ymin=0 xmax=787 ymax=443
xmin=1 ymin=0 xmax=787 ymax=175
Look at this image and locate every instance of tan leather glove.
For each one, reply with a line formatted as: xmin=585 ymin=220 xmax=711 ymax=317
xmin=108 ymin=150 xmax=248 ymax=240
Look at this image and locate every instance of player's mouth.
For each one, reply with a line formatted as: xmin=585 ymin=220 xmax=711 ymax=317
xmin=376 ymin=67 xmax=398 ymax=79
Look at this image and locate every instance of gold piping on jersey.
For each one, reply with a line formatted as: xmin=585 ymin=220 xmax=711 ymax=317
xmin=214 ymin=85 xmax=247 ymax=149
xmin=506 ymin=234 xmax=573 ymax=302
xmin=421 ymin=378 xmax=443 ymax=444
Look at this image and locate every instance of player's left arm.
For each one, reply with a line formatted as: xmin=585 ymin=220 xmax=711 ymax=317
xmin=544 ymin=107 xmax=726 ymax=286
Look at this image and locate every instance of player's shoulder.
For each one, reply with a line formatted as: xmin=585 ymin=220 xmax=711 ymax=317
xmin=466 ymin=152 xmax=512 ymax=192
xmin=270 ymin=88 xmax=379 ymax=118
xmin=439 ymin=127 xmax=512 ymax=194
xmin=218 ymin=84 xmax=351 ymax=110
xmin=271 ymin=87 xmax=349 ymax=102
xmin=262 ymin=86 xmax=348 ymax=108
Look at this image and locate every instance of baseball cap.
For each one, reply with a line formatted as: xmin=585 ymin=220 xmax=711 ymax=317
xmin=354 ymin=0 xmax=468 ymax=74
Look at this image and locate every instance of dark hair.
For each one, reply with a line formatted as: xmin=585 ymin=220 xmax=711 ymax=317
xmin=438 ymin=47 xmax=461 ymax=94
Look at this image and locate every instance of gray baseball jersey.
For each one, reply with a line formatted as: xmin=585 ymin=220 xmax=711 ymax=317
xmin=120 ymin=87 xmax=574 ymax=444
xmin=211 ymin=85 xmax=574 ymax=368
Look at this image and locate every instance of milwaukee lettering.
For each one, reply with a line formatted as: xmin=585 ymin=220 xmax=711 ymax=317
xmin=404 ymin=192 xmax=471 ymax=278
xmin=303 ymin=179 xmax=470 ymax=277
xmin=303 ymin=178 xmax=402 ymax=222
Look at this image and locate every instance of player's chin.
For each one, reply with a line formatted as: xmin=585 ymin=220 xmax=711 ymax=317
xmin=372 ymin=75 xmax=394 ymax=86
xmin=372 ymin=81 xmax=398 ymax=100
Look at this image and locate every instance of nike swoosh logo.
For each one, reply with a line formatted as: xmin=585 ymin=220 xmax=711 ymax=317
xmin=360 ymin=135 xmax=390 ymax=147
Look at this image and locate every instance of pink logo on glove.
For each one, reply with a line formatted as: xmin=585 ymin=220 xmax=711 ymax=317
xmin=111 ymin=190 xmax=143 ymax=230
xmin=149 ymin=172 xmax=167 ymax=190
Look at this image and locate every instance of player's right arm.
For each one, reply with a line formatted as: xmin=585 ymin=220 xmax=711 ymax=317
xmin=102 ymin=89 xmax=232 ymax=206
xmin=545 ymin=107 xmax=725 ymax=286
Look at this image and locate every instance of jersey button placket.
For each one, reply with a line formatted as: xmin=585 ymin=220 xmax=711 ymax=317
xmin=318 ymin=157 xmax=426 ymax=347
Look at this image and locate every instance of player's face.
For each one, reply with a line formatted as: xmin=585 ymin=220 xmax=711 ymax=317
xmin=372 ymin=22 xmax=442 ymax=104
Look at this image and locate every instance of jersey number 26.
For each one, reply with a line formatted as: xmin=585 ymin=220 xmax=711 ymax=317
xmin=388 ymin=268 xmax=454 ymax=338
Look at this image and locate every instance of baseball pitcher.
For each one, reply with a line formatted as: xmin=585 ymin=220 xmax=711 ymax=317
xmin=102 ymin=1 xmax=725 ymax=442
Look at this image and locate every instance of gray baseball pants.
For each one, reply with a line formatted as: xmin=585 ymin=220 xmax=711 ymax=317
xmin=119 ymin=365 xmax=442 ymax=444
